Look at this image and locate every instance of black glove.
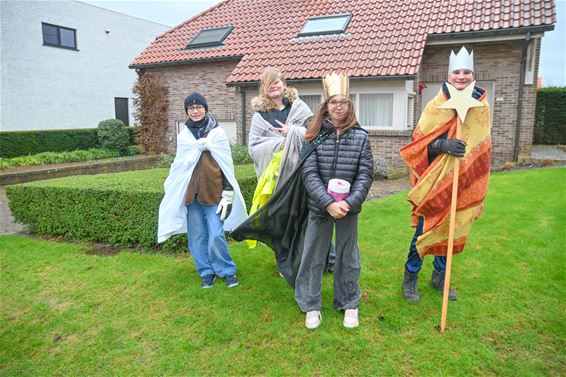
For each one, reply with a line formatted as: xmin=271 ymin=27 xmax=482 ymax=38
xmin=431 ymin=138 xmax=467 ymax=158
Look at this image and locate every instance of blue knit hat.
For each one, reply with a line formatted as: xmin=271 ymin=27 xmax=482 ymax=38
xmin=184 ymin=92 xmax=208 ymax=113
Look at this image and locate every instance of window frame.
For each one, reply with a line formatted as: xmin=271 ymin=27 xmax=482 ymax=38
xmin=41 ymin=22 xmax=77 ymax=50
xmin=298 ymin=14 xmax=352 ymax=37
xmin=350 ymin=92 xmax=395 ymax=129
xmin=186 ymin=26 xmax=234 ymax=50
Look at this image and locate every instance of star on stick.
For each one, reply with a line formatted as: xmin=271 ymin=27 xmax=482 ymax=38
xmin=439 ymin=81 xmax=484 ymax=123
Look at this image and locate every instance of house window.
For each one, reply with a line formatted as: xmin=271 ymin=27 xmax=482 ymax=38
xmin=354 ymin=93 xmax=393 ymax=129
xmin=298 ymin=14 xmax=352 ymax=37
xmin=301 ymin=95 xmax=323 ymax=113
xmin=186 ymin=26 xmax=234 ymax=49
xmin=42 ymin=22 xmax=77 ymax=49
xmin=115 ymin=98 xmax=129 ymax=126
xmin=524 ymin=41 xmax=536 ymax=85
xmin=407 ymin=95 xmax=415 ymax=129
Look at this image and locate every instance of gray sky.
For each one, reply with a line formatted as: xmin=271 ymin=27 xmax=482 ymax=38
xmin=82 ymin=0 xmax=565 ymax=87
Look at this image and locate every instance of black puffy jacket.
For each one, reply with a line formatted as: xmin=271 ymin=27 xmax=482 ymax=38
xmin=302 ymin=122 xmax=374 ymax=217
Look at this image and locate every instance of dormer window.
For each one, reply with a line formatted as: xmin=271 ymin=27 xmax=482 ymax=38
xmin=298 ymin=14 xmax=352 ymax=37
xmin=186 ymin=26 xmax=234 ymax=49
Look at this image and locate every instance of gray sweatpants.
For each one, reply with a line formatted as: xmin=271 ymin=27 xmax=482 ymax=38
xmin=295 ymin=212 xmax=361 ymax=312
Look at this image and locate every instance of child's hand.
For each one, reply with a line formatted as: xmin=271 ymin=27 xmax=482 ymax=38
xmin=273 ymin=120 xmax=289 ymax=136
xmin=327 ymin=201 xmax=350 ymax=219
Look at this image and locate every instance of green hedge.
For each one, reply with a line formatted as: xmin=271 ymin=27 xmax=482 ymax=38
xmin=0 ymin=147 xmax=141 ymax=171
xmin=6 ymin=165 xmax=258 ymax=251
xmin=0 ymin=128 xmax=136 ymax=158
xmin=534 ymin=87 xmax=566 ymax=145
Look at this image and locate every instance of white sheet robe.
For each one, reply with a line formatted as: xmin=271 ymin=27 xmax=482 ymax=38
xmin=157 ymin=126 xmax=247 ymax=243
xmin=247 ymin=98 xmax=312 ymax=189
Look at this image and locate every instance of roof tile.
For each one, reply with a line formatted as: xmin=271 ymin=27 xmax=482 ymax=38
xmin=131 ymin=0 xmax=555 ymax=82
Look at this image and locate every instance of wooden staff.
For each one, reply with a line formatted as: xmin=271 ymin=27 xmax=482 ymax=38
xmin=437 ymin=81 xmax=483 ymax=332
xmin=440 ymin=117 xmax=461 ymax=332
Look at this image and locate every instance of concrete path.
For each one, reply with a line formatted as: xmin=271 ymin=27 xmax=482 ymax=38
xmin=531 ymin=145 xmax=566 ymax=162
xmin=0 ymin=186 xmax=26 ymax=235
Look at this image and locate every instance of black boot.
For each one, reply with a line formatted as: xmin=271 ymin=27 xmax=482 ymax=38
xmin=430 ymin=269 xmax=457 ymax=301
xmin=402 ymin=269 xmax=420 ymax=303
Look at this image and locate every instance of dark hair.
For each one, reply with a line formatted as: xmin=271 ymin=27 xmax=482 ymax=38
xmin=304 ymin=96 xmax=358 ymax=141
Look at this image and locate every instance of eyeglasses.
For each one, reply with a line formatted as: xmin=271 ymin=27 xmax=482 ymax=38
xmin=187 ymin=105 xmax=204 ymax=112
xmin=328 ymin=99 xmax=350 ymax=108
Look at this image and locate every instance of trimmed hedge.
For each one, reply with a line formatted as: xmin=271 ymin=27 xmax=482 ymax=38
xmin=534 ymin=87 xmax=566 ymax=145
xmin=0 ymin=127 xmax=136 ymax=158
xmin=0 ymin=147 xmax=141 ymax=171
xmin=6 ymin=165 xmax=258 ymax=251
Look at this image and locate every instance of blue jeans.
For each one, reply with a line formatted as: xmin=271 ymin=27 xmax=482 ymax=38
xmin=186 ymin=201 xmax=236 ymax=277
xmin=405 ymin=217 xmax=446 ymax=273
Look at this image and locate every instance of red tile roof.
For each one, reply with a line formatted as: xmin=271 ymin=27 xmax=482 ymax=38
xmin=130 ymin=0 xmax=555 ymax=83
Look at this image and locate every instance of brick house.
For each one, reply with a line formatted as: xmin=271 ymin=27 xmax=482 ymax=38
xmin=130 ymin=0 xmax=555 ymax=177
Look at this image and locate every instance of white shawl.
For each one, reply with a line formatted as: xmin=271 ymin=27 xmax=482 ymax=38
xmin=247 ymin=98 xmax=312 ymax=186
xmin=157 ymin=126 xmax=247 ymax=243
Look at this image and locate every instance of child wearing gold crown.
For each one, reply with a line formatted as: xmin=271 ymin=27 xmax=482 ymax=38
xmin=297 ymin=73 xmax=374 ymax=329
xmin=399 ymin=46 xmax=491 ymax=303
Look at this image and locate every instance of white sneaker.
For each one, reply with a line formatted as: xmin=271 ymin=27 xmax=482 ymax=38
xmin=343 ymin=308 xmax=359 ymax=328
xmin=305 ymin=310 xmax=322 ymax=329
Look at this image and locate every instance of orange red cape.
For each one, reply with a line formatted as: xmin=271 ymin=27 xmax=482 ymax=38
xmin=399 ymin=87 xmax=491 ymax=258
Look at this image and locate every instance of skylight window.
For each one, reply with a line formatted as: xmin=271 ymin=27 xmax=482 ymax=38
xmin=298 ymin=14 xmax=352 ymax=37
xmin=186 ymin=26 xmax=234 ymax=49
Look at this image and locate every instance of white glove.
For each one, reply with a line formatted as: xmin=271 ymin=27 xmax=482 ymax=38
xmin=216 ymin=190 xmax=234 ymax=221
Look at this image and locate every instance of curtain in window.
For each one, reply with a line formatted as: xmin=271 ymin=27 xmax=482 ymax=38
xmin=301 ymin=95 xmax=322 ymax=113
xmin=359 ymin=94 xmax=393 ymax=128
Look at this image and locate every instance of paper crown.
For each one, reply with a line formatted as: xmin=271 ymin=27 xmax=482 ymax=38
xmin=449 ymin=46 xmax=474 ymax=73
xmin=322 ymin=72 xmax=349 ymax=99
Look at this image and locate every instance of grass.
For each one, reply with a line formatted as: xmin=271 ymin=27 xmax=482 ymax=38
xmin=0 ymin=167 xmax=564 ymax=376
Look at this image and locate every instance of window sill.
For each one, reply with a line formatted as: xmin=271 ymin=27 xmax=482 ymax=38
xmin=366 ymin=129 xmax=413 ymax=137
xmin=42 ymin=43 xmax=79 ymax=51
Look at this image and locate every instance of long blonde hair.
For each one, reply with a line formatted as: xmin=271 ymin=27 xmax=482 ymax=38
xmin=304 ymin=97 xmax=358 ymax=141
xmin=257 ymin=67 xmax=287 ymax=111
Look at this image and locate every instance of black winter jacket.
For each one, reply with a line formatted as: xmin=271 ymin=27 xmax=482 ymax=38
xmin=302 ymin=121 xmax=374 ymax=217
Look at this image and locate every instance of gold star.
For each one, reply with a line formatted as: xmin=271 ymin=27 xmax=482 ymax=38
xmin=438 ymin=81 xmax=484 ymax=123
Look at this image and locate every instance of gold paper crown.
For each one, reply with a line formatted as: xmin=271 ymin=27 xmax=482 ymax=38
xmin=322 ymin=72 xmax=349 ymax=99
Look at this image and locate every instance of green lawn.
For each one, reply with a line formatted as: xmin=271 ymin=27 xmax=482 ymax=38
xmin=1 ymin=167 xmax=564 ymax=376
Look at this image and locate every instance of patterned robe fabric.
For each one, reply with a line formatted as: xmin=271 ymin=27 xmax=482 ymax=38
xmin=247 ymin=97 xmax=312 ymax=187
xmin=399 ymin=86 xmax=491 ymax=258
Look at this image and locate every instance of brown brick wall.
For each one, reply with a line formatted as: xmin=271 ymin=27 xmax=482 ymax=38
xmin=141 ymin=61 xmax=241 ymax=153
xmin=142 ymin=37 xmax=541 ymax=174
xmin=420 ymin=39 xmax=541 ymax=166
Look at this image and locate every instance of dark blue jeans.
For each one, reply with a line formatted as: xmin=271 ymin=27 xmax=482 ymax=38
xmin=405 ymin=217 xmax=446 ymax=273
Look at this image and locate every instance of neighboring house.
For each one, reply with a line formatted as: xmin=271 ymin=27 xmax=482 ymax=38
xmin=0 ymin=0 xmax=169 ymax=131
xmin=130 ymin=0 xmax=555 ymax=176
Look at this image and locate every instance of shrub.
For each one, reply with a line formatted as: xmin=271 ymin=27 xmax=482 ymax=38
xmin=0 ymin=148 xmax=141 ymax=171
xmin=0 ymin=128 xmax=99 ymax=158
xmin=133 ymin=73 xmax=168 ymax=154
xmin=7 ymin=164 xmax=258 ymax=250
xmin=97 ymin=119 xmax=130 ymax=155
xmin=534 ymin=87 xmax=566 ymax=144
xmin=231 ymin=144 xmax=253 ymax=165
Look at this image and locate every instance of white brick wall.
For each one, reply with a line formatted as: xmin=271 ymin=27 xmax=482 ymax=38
xmin=0 ymin=0 xmax=169 ymax=131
